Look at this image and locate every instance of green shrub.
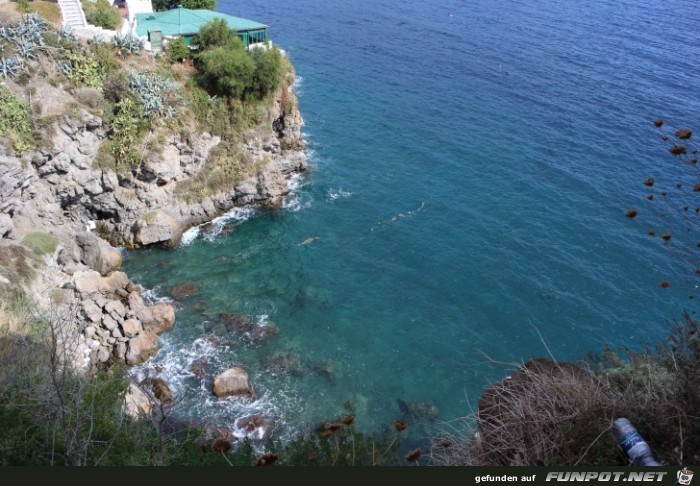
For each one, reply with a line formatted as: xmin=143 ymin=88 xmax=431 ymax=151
xmin=64 ymin=49 xmax=106 ymax=89
xmin=152 ymin=0 xmax=215 ymax=12
xmin=166 ymin=37 xmax=190 ymax=63
xmin=0 ymin=85 xmax=32 ymax=139
xmin=195 ymin=18 xmax=240 ymax=50
xmin=249 ymin=46 xmax=283 ymax=100
xmin=196 ymin=45 xmax=254 ymax=98
xmin=82 ymin=0 xmax=121 ymax=30
xmin=16 ymin=0 xmax=31 ymax=14
xmin=22 ymin=232 xmax=58 ymax=256
xmin=108 ymin=98 xmax=143 ymax=170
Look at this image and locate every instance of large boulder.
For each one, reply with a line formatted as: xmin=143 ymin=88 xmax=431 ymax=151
xmin=133 ymin=211 xmax=179 ymax=246
xmin=213 ymin=367 xmax=253 ymax=398
xmin=124 ymin=383 xmax=152 ymax=417
xmin=73 ymin=270 xmax=130 ymax=296
xmin=75 ymin=231 xmax=121 ymax=276
xmin=125 ymin=331 xmax=159 ymax=365
xmin=145 ymin=302 xmax=175 ymax=333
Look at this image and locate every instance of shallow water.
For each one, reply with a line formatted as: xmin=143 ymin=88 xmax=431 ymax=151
xmin=124 ymin=0 xmax=700 ymax=440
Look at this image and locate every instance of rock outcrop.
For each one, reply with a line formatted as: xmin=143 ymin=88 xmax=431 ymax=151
xmin=213 ymin=367 xmax=254 ymax=398
xmin=0 ymin=59 xmax=306 ymax=372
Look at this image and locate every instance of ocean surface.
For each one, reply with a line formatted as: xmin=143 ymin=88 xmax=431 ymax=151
xmin=124 ymin=0 xmax=700 ymax=443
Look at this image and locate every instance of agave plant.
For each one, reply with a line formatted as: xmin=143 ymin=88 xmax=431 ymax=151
xmin=128 ymin=71 xmax=181 ymax=119
xmin=0 ymin=26 xmax=17 ymax=42
xmin=0 ymin=56 xmax=20 ymax=79
xmin=90 ymin=33 xmax=105 ymax=44
xmin=16 ymin=39 xmax=37 ymax=60
xmin=59 ymin=26 xmax=78 ymax=42
xmin=113 ymin=33 xmax=143 ymax=55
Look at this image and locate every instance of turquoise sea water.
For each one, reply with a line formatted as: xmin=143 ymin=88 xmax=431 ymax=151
xmin=124 ymin=0 xmax=700 ymax=441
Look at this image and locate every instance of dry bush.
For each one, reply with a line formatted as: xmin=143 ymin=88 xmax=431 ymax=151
xmin=430 ymin=359 xmax=624 ymax=466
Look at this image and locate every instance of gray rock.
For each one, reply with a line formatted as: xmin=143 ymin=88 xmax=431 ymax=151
xmin=115 ymin=341 xmax=127 ymax=360
xmin=104 ymin=299 xmax=126 ymax=320
xmin=0 ymin=213 xmax=13 ymax=239
xmin=111 ymin=326 xmax=123 ymax=339
xmin=97 ymin=346 xmax=110 ymax=363
xmin=76 ymin=232 xmax=121 ymax=276
xmin=133 ymin=211 xmax=178 ymax=246
xmin=82 ymin=299 xmax=103 ymax=323
xmin=102 ymin=313 xmax=118 ymax=330
xmin=84 ymin=325 xmax=96 ymax=338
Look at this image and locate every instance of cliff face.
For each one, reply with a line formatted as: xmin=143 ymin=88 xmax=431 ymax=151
xmin=0 ymin=64 xmax=306 ymax=371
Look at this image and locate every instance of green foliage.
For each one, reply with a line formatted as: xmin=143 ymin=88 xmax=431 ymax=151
xmin=166 ymin=36 xmax=190 ymax=63
xmin=21 ymin=232 xmax=58 ymax=256
xmin=0 ymin=85 xmax=32 ymax=137
xmin=196 ymin=45 xmax=253 ymax=99
xmin=193 ymin=21 xmax=283 ymax=101
xmin=249 ymin=47 xmax=284 ymax=99
xmin=174 ymin=141 xmax=258 ymax=200
xmin=108 ymin=98 xmax=143 ymax=170
xmin=152 ymin=0 xmax=215 ymax=12
xmin=16 ymin=0 xmax=31 ymax=14
xmin=195 ymin=18 xmax=239 ymax=50
xmin=64 ymin=49 xmax=106 ymax=89
xmin=82 ymin=0 xmax=121 ymax=30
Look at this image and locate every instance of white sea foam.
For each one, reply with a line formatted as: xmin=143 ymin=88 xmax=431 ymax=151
xmin=283 ymin=173 xmax=311 ymax=212
xmin=179 ymin=207 xmax=256 ymax=246
xmin=140 ymin=287 xmax=172 ymax=304
xmin=327 ymin=188 xmax=354 ymax=201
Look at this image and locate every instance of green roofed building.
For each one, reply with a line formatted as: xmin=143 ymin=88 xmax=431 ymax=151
xmin=135 ymin=6 xmax=268 ymax=46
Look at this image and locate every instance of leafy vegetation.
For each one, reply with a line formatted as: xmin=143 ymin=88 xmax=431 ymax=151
xmin=107 ymin=98 xmax=144 ymax=170
xmin=82 ymin=0 xmax=121 ymax=30
xmin=152 ymin=0 xmax=215 ymax=12
xmin=128 ymin=70 xmax=181 ymax=119
xmin=0 ymin=84 xmax=33 ymax=152
xmin=166 ymin=36 xmax=190 ymax=63
xmin=21 ymin=232 xmax=58 ymax=256
xmin=193 ymin=19 xmax=283 ymax=101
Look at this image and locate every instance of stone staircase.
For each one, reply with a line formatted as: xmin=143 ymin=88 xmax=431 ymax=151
xmin=58 ymin=0 xmax=88 ymax=28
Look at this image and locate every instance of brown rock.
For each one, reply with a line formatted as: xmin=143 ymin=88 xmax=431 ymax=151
xmin=141 ymin=377 xmax=173 ymax=403
xmin=125 ymin=331 xmax=159 ymax=365
xmin=145 ymin=302 xmax=175 ymax=333
xmin=124 ymin=383 xmax=152 ymax=417
xmin=171 ymin=282 xmax=198 ymax=299
xmin=121 ymin=318 xmax=142 ymax=338
xmin=213 ymin=367 xmax=253 ymax=398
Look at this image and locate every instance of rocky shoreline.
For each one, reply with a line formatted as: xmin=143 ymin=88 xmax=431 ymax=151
xmin=0 ymin=69 xmax=307 ymax=377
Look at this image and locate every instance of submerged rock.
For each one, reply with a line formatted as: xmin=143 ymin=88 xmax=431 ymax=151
xmin=220 ymin=313 xmax=252 ymax=333
xmin=311 ymin=361 xmax=337 ymax=383
xmin=242 ymin=322 xmax=278 ymax=346
xmin=397 ymin=398 xmax=439 ymax=421
xmin=213 ymin=367 xmax=254 ymax=398
xmin=235 ymin=414 xmax=272 ymax=441
xmin=141 ymin=377 xmax=173 ymax=403
xmin=170 ymin=282 xmax=199 ymax=299
xmin=263 ymin=351 xmax=303 ymax=376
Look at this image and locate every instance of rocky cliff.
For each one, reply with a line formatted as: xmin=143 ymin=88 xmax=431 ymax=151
xmin=0 ymin=60 xmax=306 ymax=372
